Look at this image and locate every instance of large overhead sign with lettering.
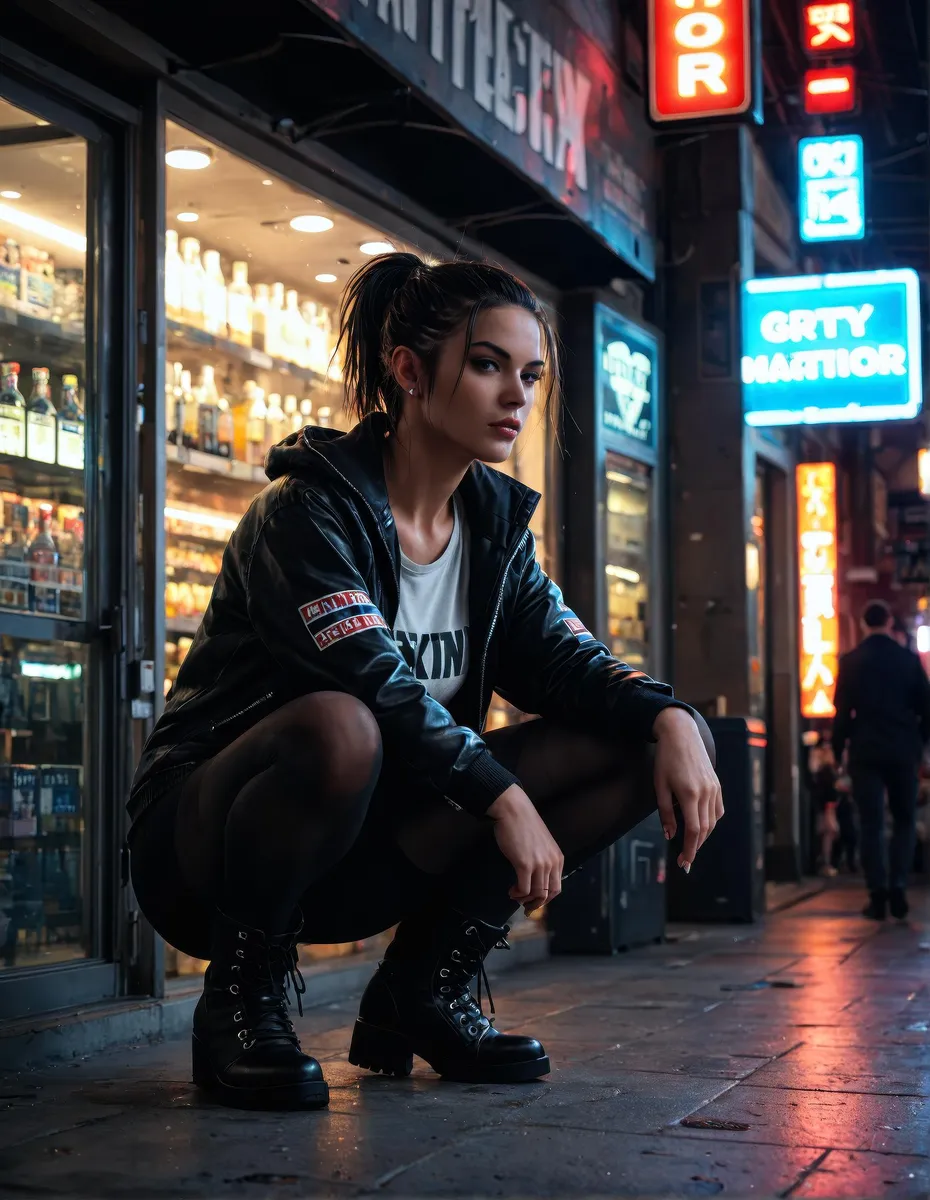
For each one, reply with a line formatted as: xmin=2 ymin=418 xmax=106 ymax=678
xmin=311 ymin=0 xmax=657 ymax=279
xmin=798 ymin=135 xmax=864 ymax=243
xmin=741 ymin=270 xmax=921 ymax=427
xmin=647 ymin=0 xmax=760 ymax=124
xmin=797 ymin=463 xmax=839 ymax=719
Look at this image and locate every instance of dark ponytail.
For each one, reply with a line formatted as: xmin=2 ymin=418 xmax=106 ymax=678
xmin=337 ymin=251 xmax=558 ymax=429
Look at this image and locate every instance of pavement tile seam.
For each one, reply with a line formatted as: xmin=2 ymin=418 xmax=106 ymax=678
xmin=778 ymin=1147 xmax=833 ymax=1198
xmin=669 ymin=1129 xmax=930 ymax=1159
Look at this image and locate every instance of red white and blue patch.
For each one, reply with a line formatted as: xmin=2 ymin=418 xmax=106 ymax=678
xmin=298 ymin=589 xmax=388 ymax=651
xmin=557 ymin=603 xmax=594 ymax=643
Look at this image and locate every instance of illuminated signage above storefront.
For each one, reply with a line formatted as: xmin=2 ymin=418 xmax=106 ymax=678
xmin=798 ymin=135 xmax=864 ymax=243
xmin=598 ymin=308 xmax=658 ymax=462
xmin=801 ymin=3 xmax=857 ymax=55
xmin=803 ymin=65 xmax=857 ymax=114
xmin=741 ymin=270 xmax=921 ymax=427
xmin=647 ymin=0 xmax=758 ymax=124
xmin=310 ymin=0 xmax=657 ymax=278
xmin=797 ymin=463 xmax=839 ymax=719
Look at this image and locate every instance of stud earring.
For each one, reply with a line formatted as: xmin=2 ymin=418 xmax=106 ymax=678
xmin=409 ymin=388 xmax=415 ymax=395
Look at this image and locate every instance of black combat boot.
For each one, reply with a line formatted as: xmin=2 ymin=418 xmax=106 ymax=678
xmin=192 ymin=909 xmax=329 ymax=1110
xmin=862 ymin=889 xmax=888 ymax=921
xmin=888 ymin=888 xmax=909 ymax=920
xmin=349 ymin=909 xmax=550 ymax=1084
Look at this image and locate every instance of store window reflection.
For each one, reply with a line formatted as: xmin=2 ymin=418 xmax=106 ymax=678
xmin=605 ymin=453 xmax=650 ymax=670
xmin=0 ymin=637 xmax=88 ymax=969
xmin=0 ymin=99 xmax=87 ymax=621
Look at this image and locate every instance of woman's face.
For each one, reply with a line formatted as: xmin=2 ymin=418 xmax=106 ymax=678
xmin=398 ymin=304 xmax=546 ymax=464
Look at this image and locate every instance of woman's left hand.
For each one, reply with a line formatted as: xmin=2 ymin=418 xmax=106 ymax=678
xmin=652 ymin=707 xmax=723 ymax=873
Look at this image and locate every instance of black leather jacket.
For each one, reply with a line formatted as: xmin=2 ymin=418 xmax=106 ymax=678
xmin=128 ymin=414 xmax=684 ymax=823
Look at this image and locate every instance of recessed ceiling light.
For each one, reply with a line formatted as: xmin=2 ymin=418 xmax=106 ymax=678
xmin=315 ymin=273 xmax=337 ymax=283
xmin=0 ymin=190 xmax=21 ymax=200
xmin=0 ymin=202 xmax=86 ymax=252
xmin=165 ymin=147 xmax=214 ymax=171
xmin=262 ymin=179 xmax=274 ymax=186
xmin=289 ymin=215 xmax=334 ymax=233
xmin=359 ymin=240 xmax=395 ymax=255
xmin=176 ymin=211 xmax=199 ymax=223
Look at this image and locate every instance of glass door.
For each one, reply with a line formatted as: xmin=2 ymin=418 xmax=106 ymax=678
xmin=0 ymin=85 xmax=125 ymax=1012
xmin=604 ymin=453 xmax=652 ymax=671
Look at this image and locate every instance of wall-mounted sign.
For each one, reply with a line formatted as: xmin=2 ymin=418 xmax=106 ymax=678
xmin=598 ymin=308 xmax=657 ymax=459
xmin=803 ymin=65 xmax=857 ymax=114
xmin=647 ymin=0 xmax=759 ymax=124
xmin=802 ymin=2 xmax=857 ymax=56
xmin=796 ymin=462 xmax=839 ymax=719
xmin=798 ymin=134 xmax=864 ymax=243
xmin=742 ymin=269 xmax=921 ymax=427
xmin=310 ymin=0 xmax=657 ymax=279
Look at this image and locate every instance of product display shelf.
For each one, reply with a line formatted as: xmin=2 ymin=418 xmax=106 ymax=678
xmin=0 ymin=304 xmax=83 ymax=355
xmin=165 ymin=441 xmax=266 ymax=485
xmin=167 ymin=319 xmax=331 ymax=388
xmin=166 ymin=615 xmax=201 ymax=637
xmin=0 ymin=451 xmax=83 ymax=489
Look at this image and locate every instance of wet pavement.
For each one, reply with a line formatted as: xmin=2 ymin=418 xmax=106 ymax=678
xmin=1 ymin=883 xmax=928 ymax=1199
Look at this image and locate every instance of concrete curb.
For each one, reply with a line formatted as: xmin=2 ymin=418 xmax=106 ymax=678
xmin=0 ymin=925 xmax=549 ymax=1070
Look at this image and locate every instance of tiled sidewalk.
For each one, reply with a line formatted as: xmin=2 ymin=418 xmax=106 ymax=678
xmin=1 ymin=884 xmax=928 ymax=1198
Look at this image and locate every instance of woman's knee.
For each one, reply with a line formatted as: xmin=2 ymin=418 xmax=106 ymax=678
xmin=270 ymin=692 xmax=382 ymax=793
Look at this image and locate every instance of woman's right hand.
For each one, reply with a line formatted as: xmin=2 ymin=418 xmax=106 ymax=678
xmin=487 ymin=784 xmax=564 ymax=916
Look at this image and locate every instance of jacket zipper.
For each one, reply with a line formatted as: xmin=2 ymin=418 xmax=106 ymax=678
xmin=306 ymin=444 xmax=400 ymax=607
xmin=210 ymin=690 xmax=274 ymax=733
xmin=477 ymin=530 xmax=528 ymax=734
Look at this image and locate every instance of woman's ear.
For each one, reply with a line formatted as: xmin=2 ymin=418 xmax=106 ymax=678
xmin=390 ymin=346 xmax=423 ymax=398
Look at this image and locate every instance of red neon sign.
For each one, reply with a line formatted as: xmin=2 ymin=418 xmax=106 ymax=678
xmin=802 ymin=3 xmax=858 ymax=56
xmin=803 ymin=65 xmax=857 ymax=114
xmin=648 ymin=0 xmax=753 ymax=123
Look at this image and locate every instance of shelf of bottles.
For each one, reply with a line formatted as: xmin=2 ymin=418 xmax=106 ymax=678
xmin=0 ymin=234 xmax=87 ymax=624
xmin=604 ymin=455 xmax=651 ymax=672
xmin=161 ymin=229 xmax=349 ymax=703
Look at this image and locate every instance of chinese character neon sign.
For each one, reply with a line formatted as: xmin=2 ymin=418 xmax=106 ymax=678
xmin=799 ymin=135 xmax=864 ymax=242
xmin=797 ymin=463 xmax=839 ymax=718
xmin=647 ymin=0 xmax=757 ymax=123
xmin=802 ymin=3 xmax=857 ymax=56
xmin=803 ymin=65 xmax=857 ymax=114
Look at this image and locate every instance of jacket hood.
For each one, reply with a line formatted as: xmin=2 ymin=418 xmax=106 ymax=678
xmin=264 ymin=413 xmax=540 ymax=548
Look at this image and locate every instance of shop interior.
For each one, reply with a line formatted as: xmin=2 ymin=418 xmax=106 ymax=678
xmin=0 ymin=97 xmax=89 ymax=970
xmin=604 ymin=453 xmax=651 ymax=672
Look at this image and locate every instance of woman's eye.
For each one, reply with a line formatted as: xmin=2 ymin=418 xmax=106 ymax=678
xmin=522 ymin=372 xmax=542 ymax=386
xmin=471 ymin=357 xmax=499 ymax=373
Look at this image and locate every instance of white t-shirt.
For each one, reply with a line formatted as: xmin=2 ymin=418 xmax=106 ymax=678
xmin=393 ymin=496 xmax=470 ymax=707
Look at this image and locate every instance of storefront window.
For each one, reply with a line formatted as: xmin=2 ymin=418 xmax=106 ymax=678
xmin=748 ymin=471 xmax=767 ymax=719
xmin=604 ymin=453 xmax=651 ymax=671
xmin=0 ymin=98 xmax=91 ymax=973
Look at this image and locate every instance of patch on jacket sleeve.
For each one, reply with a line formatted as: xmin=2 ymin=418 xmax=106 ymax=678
xmin=299 ymin=590 xmax=388 ymax=650
xmin=557 ymin=604 xmax=594 ymax=643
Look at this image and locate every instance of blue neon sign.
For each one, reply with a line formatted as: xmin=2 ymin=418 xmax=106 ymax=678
xmin=798 ymin=135 xmax=865 ymax=243
xmin=741 ymin=270 xmax=921 ymax=427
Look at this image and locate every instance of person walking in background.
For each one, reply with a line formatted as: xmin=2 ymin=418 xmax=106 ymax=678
xmin=809 ymin=740 xmax=839 ymax=877
xmin=830 ymin=764 xmax=858 ymax=875
xmin=833 ymin=601 xmax=930 ymax=920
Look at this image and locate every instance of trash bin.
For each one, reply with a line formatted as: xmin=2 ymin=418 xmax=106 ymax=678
xmin=548 ymin=810 xmax=667 ymax=954
xmin=666 ymin=716 xmax=767 ymax=923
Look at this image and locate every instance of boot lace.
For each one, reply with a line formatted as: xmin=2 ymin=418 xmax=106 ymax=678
xmin=438 ymin=926 xmax=510 ymax=1039
xmin=228 ymin=935 xmax=306 ymax=1051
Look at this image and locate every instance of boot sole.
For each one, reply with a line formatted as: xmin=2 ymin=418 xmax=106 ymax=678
xmin=348 ymin=1019 xmax=550 ymax=1084
xmin=192 ymin=1038 xmax=330 ymax=1110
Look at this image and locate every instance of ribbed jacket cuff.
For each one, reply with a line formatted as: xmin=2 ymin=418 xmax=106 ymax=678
xmin=459 ymin=749 xmax=521 ymax=817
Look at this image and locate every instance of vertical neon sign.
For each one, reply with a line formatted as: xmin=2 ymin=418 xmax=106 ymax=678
xmin=797 ymin=463 xmax=839 ymax=718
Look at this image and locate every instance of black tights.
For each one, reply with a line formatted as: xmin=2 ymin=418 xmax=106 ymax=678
xmin=130 ymin=693 xmax=666 ymax=959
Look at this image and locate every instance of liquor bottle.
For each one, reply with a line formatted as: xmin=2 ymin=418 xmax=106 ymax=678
xmin=227 ymin=261 xmax=253 ymax=347
xmin=299 ymin=397 xmax=313 ymax=429
xmin=180 ymin=368 xmax=199 ymax=449
xmin=305 ymin=302 xmax=326 ymax=374
xmin=0 ymin=362 xmax=26 ymax=458
xmin=165 ymin=229 xmax=183 ymax=322
xmin=283 ymin=290 xmax=306 ymax=367
xmin=252 ymin=283 xmax=270 ymax=354
xmin=166 ymin=361 xmax=184 ymax=445
xmin=266 ymin=283 xmax=285 ymax=359
xmin=245 ymin=386 xmax=268 ymax=467
xmin=233 ymin=379 xmax=256 ymax=461
xmin=316 ymin=405 xmax=332 ymax=429
xmin=179 ymin=237 xmax=206 ymax=328
xmin=265 ymin=392 xmax=286 ymax=451
xmin=216 ymin=397 xmax=234 ymax=460
xmin=0 ymin=516 xmax=29 ymax=610
xmin=283 ymin=393 xmax=299 ymax=434
xmin=26 ymin=506 xmax=59 ymax=615
xmin=202 ymin=250 xmax=228 ymax=337
xmin=56 ymin=375 xmax=85 ymax=471
xmin=26 ymin=367 xmax=57 ymax=465
xmin=197 ymin=365 xmax=220 ymax=455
